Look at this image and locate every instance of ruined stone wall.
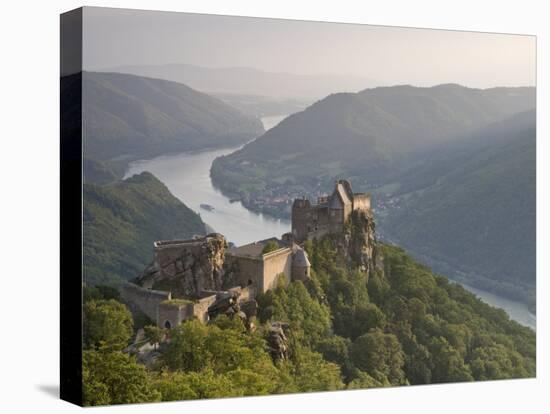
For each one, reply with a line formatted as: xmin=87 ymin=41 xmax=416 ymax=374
xmin=192 ymin=294 xmax=217 ymax=323
xmin=138 ymin=234 xmax=227 ymax=298
xmin=292 ymin=199 xmax=313 ymax=241
xmin=120 ymin=282 xmax=171 ymax=323
xmin=224 ymin=254 xmax=264 ymax=290
xmin=157 ymin=302 xmax=194 ymax=329
xmin=316 ymin=207 xmax=330 ymax=228
xmin=262 ymin=248 xmax=292 ymax=292
xmin=292 ymin=264 xmax=310 ymax=282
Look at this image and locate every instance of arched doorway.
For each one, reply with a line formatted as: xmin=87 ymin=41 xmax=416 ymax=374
xmin=164 ymin=320 xmax=172 ymax=329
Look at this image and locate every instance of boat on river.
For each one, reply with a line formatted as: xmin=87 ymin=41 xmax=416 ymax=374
xmin=200 ymin=203 xmax=215 ymax=212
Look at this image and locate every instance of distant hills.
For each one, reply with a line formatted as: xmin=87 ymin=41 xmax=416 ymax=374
xmin=211 ymin=84 xmax=535 ymax=196
xmin=61 ymin=71 xmax=264 ymax=171
xmin=101 ymin=63 xmax=377 ymax=100
xmin=83 ymin=172 xmax=206 ymax=285
xmin=75 ymin=72 xmax=262 ymax=284
xmin=211 ymin=84 xmax=536 ymax=306
xmin=380 ymin=110 xmax=536 ymax=309
xmin=213 ymin=93 xmax=311 ymax=118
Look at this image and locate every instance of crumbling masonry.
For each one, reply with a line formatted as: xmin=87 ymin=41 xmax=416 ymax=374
xmin=121 ymin=179 xmax=374 ymax=330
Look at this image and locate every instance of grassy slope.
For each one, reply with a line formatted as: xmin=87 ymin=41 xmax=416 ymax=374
xmin=83 ymin=172 xmax=206 ymax=285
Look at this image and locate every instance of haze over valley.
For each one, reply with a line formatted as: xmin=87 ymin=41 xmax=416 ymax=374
xmin=78 ymin=7 xmax=536 ymax=327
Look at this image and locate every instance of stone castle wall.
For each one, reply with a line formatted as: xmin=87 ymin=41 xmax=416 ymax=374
xmin=138 ymin=234 xmax=227 ymax=298
xmin=157 ymin=302 xmax=194 ymax=329
xmin=192 ymin=294 xmax=218 ymax=322
xmin=292 ymin=263 xmax=310 ymax=282
xmin=262 ymin=248 xmax=292 ymax=292
xmin=120 ymin=282 xmax=171 ymax=323
xmin=225 ymin=255 xmax=264 ymax=290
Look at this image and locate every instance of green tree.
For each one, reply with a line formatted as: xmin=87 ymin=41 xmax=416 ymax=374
xmin=162 ymin=320 xmax=210 ymax=371
xmin=469 ymin=344 xmax=531 ymax=380
xmin=347 ymin=371 xmax=388 ymax=389
xmin=84 ymin=299 xmax=133 ymax=351
xmin=144 ymin=325 xmax=164 ymax=350
xmin=350 ymin=329 xmax=406 ymax=385
xmin=151 ymin=371 xmax=198 ymax=401
xmin=162 ymin=319 xmax=277 ymax=378
xmin=350 ymin=303 xmax=387 ymax=339
xmin=83 ymin=350 xmax=160 ymax=406
xmin=257 ymin=281 xmax=331 ymax=348
xmin=428 ymin=336 xmax=473 ymax=383
xmin=316 ymin=335 xmax=351 ymax=367
xmin=152 ymin=370 xmax=240 ymax=401
xmin=285 ymin=344 xmax=344 ymax=392
xmin=262 ymin=240 xmax=279 ymax=254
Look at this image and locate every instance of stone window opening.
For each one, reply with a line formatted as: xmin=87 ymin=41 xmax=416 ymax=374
xmin=164 ymin=320 xmax=172 ymax=329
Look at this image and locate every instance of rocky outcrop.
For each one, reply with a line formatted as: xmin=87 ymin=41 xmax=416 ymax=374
xmin=267 ymin=322 xmax=290 ymax=361
xmin=335 ymin=210 xmax=377 ymax=276
xmin=137 ymin=234 xmax=228 ymax=298
xmin=207 ymin=288 xmax=259 ymax=330
xmin=207 ymin=290 xmax=242 ymax=319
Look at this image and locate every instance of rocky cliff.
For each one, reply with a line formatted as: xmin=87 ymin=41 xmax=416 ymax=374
xmin=136 ymin=234 xmax=228 ymax=298
xmin=333 ymin=210 xmax=377 ymax=277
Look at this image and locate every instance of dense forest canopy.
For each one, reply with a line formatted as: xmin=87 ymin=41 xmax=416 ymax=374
xmin=82 ymin=233 xmax=535 ymax=406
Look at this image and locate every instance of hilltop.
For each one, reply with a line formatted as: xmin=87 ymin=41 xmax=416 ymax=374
xmin=104 ymin=63 xmax=377 ymax=100
xmin=83 ymin=172 xmax=206 ymax=285
xmin=62 ymin=71 xmax=264 ymax=181
xmin=211 ymin=84 xmax=534 ymax=202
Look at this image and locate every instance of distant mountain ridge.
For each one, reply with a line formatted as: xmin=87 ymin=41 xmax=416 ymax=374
xmin=211 ymin=83 xmax=535 ymax=195
xmin=62 ymin=71 xmax=264 ymax=166
xmin=210 ymin=84 xmax=535 ymax=306
xmin=101 ymin=63 xmax=378 ymax=100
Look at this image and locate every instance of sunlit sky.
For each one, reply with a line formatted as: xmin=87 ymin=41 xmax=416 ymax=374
xmin=83 ymin=6 xmax=536 ymax=88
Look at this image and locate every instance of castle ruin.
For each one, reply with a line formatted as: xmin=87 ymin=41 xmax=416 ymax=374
xmin=292 ymin=179 xmax=371 ymax=241
xmin=122 ymin=179 xmax=373 ymax=330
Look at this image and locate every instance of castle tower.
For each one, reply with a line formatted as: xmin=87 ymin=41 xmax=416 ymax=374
xmin=291 ymin=246 xmax=311 ymax=282
xmin=292 ymin=198 xmax=312 ymax=241
xmin=328 ymin=180 xmax=353 ymax=227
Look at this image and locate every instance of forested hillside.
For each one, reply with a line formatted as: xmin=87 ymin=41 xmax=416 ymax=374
xmin=210 ymin=86 xmax=536 ymax=306
xmin=379 ymin=111 xmax=536 ymax=309
xmin=61 ymin=72 xmax=264 ymax=176
xmin=211 ymin=84 xmax=535 ymax=199
xmin=83 ymin=172 xmax=206 ymax=285
xmin=82 ymin=234 xmax=535 ymax=406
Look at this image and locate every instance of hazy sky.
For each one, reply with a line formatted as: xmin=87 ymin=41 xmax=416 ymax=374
xmin=83 ymin=7 xmax=535 ymax=88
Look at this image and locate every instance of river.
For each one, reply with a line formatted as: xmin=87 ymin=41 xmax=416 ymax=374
xmin=124 ymin=115 xmax=291 ymax=247
xmin=124 ymin=114 xmax=535 ymax=330
xmin=461 ymin=283 xmax=535 ymax=329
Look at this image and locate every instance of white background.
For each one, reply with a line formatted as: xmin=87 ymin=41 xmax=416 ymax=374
xmin=0 ymin=0 xmax=547 ymax=412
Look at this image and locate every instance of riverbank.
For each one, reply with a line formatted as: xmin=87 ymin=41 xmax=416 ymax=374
xmin=124 ymin=115 xmax=291 ymax=247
